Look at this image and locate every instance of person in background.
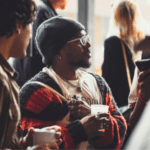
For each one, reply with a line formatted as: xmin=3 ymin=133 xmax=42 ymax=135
xmin=102 ymin=0 xmax=147 ymax=108
xmin=124 ymin=100 xmax=150 ymax=150
xmin=19 ymin=16 xmax=127 ymax=150
xmin=10 ymin=0 xmax=68 ymax=87
xmin=0 ymin=0 xmax=62 ymax=149
xmin=125 ymin=60 xmax=150 ymax=150
xmin=128 ymin=67 xmax=150 ymax=129
xmin=128 ymin=37 xmax=150 ymax=130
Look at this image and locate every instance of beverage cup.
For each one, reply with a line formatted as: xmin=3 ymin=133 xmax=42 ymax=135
xmin=33 ymin=128 xmax=56 ymax=145
xmin=91 ymin=104 xmax=109 ymax=115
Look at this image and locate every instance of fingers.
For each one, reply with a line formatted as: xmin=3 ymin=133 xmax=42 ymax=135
xmin=95 ymin=113 xmax=110 ymax=120
xmin=67 ymin=99 xmax=77 ymax=105
xmin=23 ymin=127 xmax=34 ymax=147
xmin=55 ymin=132 xmax=61 ymax=139
xmin=55 ymin=138 xmax=63 ymax=146
xmin=33 ymin=143 xmax=59 ymax=150
xmin=95 ymin=113 xmax=110 ymax=131
xmin=46 ymin=143 xmax=59 ymax=150
xmin=67 ymin=99 xmax=85 ymax=107
xmin=42 ymin=126 xmax=61 ymax=132
xmin=139 ymin=68 xmax=150 ymax=81
xmin=99 ymin=119 xmax=110 ymax=130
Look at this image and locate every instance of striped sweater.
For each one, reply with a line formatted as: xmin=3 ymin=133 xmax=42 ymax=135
xmin=19 ymin=71 xmax=127 ymax=149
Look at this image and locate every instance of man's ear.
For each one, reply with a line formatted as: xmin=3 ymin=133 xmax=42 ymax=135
xmin=15 ymin=20 xmax=22 ymax=34
xmin=55 ymin=53 xmax=62 ymax=60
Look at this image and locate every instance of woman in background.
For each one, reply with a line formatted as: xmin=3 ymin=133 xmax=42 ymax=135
xmin=102 ymin=0 xmax=147 ymax=108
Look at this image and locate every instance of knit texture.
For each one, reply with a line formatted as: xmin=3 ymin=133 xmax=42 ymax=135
xmin=19 ymin=71 xmax=127 ymax=149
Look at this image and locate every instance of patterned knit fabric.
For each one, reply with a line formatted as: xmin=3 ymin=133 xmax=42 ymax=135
xmin=19 ymin=71 xmax=127 ymax=149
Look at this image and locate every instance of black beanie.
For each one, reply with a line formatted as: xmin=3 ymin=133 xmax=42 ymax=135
xmin=35 ymin=16 xmax=85 ymax=65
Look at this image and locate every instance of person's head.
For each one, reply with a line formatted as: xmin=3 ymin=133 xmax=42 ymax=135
xmin=108 ymin=0 xmax=146 ymax=48
xmin=0 ymin=0 xmax=36 ymax=58
xmin=35 ymin=16 xmax=91 ymax=69
xmin=49 ymin=0 xmax=68 ymax=10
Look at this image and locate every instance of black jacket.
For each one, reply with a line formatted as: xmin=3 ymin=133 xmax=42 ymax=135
xmin=102 ymin=36 xmax=135 ymax=107
xmin=11 ymin=0 xmax=57 ymax=87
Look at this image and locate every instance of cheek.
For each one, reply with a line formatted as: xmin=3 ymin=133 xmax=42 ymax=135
xmin=27 ymin=29 xmax=31 ymax=40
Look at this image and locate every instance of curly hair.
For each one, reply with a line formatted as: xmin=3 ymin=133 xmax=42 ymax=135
xmin=0 ymin=0 xmax=37 ymax=37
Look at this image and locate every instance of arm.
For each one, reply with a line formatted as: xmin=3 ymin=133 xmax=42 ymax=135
xmin=128 ymin=67 xmax=139 ymax=109
xmin=90 ymin=79 xmax=127 ymax=149
xmin=129 ymin=68 xmax=150 ymax=130
xmin=0 ymin=80 xmax=7 ymax=147
xmin=20 ymin=87 xmax=87 ymax=149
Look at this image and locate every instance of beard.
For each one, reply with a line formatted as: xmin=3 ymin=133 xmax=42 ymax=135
xmin=69 ymin=59 xmax=91 ymax=68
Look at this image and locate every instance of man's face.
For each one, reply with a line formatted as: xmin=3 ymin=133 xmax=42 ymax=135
xmin=62 ymin=30 xmax=92 ymax=69
xmin=11 ymin=24 xmax=31 ymax=58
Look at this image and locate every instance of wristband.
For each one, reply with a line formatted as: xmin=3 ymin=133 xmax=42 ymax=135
xmin=138 ymin=91 xmax=147 ymax=104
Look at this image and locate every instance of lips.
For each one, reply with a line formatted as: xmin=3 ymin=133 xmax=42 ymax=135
xmin=85 ymin=51 xmax=91 ymax=58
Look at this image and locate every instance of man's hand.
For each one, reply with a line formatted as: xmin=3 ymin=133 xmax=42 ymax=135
xmin=138 ymin=68 xmax=150 ymax=102
xmin=80 ymin=113 xmax=110 ymax=139
xmin=22 ymin=126 xmax=62 ymax=149
xmin=67 ymin=99 xmax=91 ymax=120
xmin=27 ymin=143 xmax=59 ymax=150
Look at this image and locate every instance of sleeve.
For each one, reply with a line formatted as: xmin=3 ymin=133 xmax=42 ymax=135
xmin=91 ymin=79 xmax=127 ymax=149
xmin=20 ymin=88 xmax=87 ymax=149
xmin=128 ymin=67 xmax=139 ymax=109
xmin=0 ymin=79 xmax=11 ymax=146
xmin=33 ymin=4 xmax=55 ymax=34
xmin=32 ymin=7 xmax=51 ymax=53
xmin=34 ymin=9 xmax=49 ymax=29
xmin=0 ymin=79 xmax=7 ymax=146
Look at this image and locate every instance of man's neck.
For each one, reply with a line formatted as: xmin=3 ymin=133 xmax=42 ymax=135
xmin=52 ymin=65 xmax=79 ymax=80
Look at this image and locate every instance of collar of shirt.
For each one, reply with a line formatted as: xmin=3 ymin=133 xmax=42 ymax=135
xmin=42 ymin=0 xmax=58 ymax=15
xmin=0 ymin=53 xmax=18 ymax=80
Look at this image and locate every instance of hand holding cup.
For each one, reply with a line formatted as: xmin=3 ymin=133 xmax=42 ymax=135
xmin=91 ymin=104 xmax=110 ymax=132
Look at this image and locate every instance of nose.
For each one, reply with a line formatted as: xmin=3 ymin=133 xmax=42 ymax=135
xmin=86 ymin=41 xmax=91 ymax=48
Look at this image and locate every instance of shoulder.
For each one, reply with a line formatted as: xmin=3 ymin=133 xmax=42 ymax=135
xmin=19 ymin=72 xmax=51 ymax=101
xmin=20 ymin=71 xmax=52 ymax=93
xmin=105 ymin=36 xmax=120 ymax=44
xmin=19 ymin=71 xmax=62 ymax=104
xmin=87 ymin=72 xmax=109 ymax=91
xmin=104 ymin=36 xmax=122 ymax=55
xmin=0 ymin=66 xmax=9 ymax=89
xmin=37 ymin=1 xmax=48 ymax=10
xmin=36 ymin=1 xmax=54 ymax=15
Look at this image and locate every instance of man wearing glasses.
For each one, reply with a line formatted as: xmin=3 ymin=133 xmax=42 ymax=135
xmin=19 ymin=16 xmax=126 ymax=149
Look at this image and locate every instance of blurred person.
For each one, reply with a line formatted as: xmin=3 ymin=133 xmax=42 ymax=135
xmin=123 ymin=66 xmax=150 ymax=149
xmin=128 ymin=37 xmax=150 ymax=130
xmin=102 ymin=0 xmax=147 ymax=108
xmin=0 ymin=0 xmax=62 ymax=149
xmin=124 ymin=100 xmax=150 ymax=150
xmin=19 ymin=16 xmax=127 ymax=150
xmin=128 ymin=67 xmax=150 ymax=130
xmin=11 ymin=0 xmax=68 ymax=87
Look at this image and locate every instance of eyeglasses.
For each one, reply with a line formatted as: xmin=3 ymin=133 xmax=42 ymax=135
xmin=67 ymin=34 xmax=91 ymax=46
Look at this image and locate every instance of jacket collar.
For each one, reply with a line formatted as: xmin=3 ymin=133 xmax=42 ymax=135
xmin=41 ymin=0 xmax=57 ymax=15
xmin=0 ymin=53 xmax=18 ymax=80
